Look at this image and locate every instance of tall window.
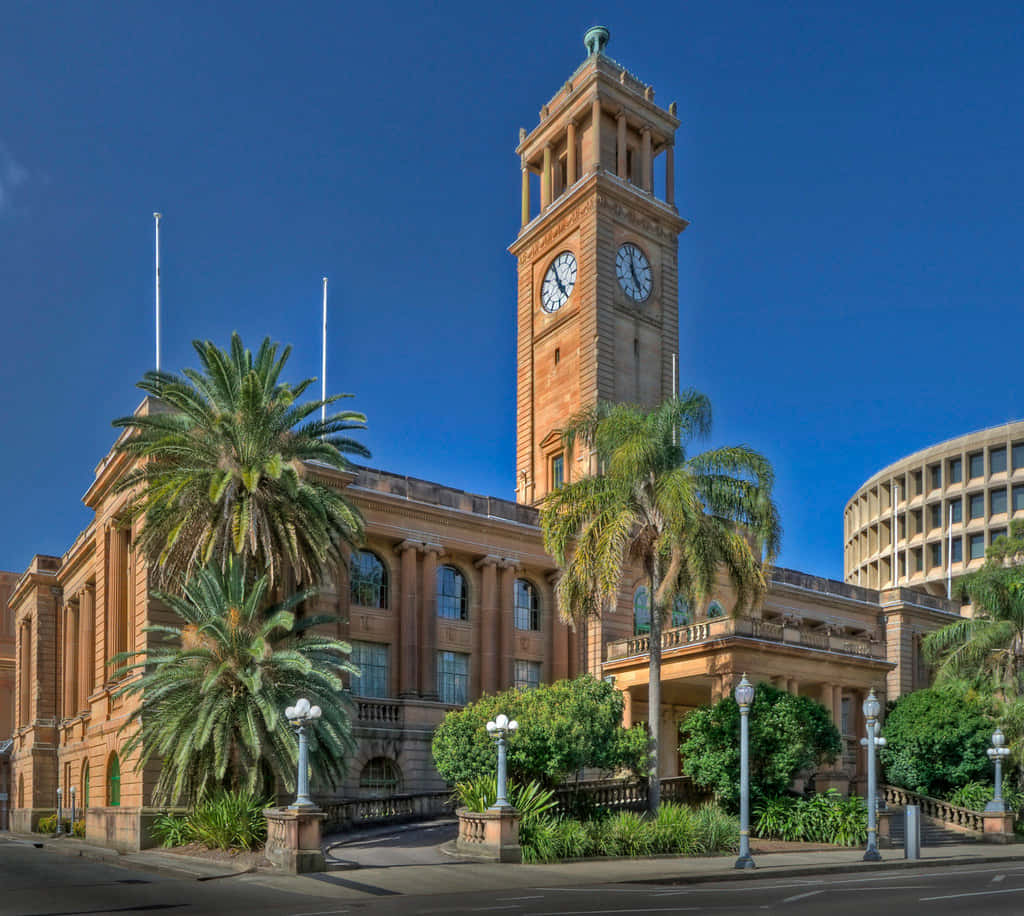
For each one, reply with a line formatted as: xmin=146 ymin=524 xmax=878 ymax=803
xmin=671 ymin=597 xmax=690 ymax=627
xmin=551 ymin=454 xmax=564 ymax=490
xmin=514 ymin=579 xmax=540 ymax=631
xmin=1014 ymin=485 xmax=1024 ymax=513
xmin=350 ymin=551 xmax=389 ymax=609
xmin=991 ymin=488 xmax=1008 ymax=516
xmin=969 ymin=533 xmax=986 ymax=560
xmin=929 ymin=464 xmax=942 ymax=490
xmin=350 ymin=642 xmax=390 ymax=698
xmin=437 ymin=651 xmax=469 ymax=705
xmin=928 ymin=503 xmax=942 ymax=530
xmin=633 ymin=587 xmax=650 ymax=635
xmin=949 ymin=457 xmax=963 ymax=483
xmin=107 ymin=753 xmax=121 ymax=807
xmin=969 ymin=452 xmax=984 ymax=479
xmin=951 ymin=536 xmax=963 ymax=564
xmin=359 ymin=757 xmax=401 ymax=796
xmin=991 ymin=528 xmax=1007 ymax=546
xmin=82 ymin=760 xmax=90 ymax=810
xmin=991 ymin=447 xmax=1008 ymax=474
xmin=514 ymin=659 xmax=542 ymax=690
xmin=1014 ymin=443 xmax=1024 ymax=472
xmin=706 ymin=600 xmax=725 ymax=618
xmin=929 ymin=542 xmax=942 ymax=569
xmin=969 ymin=492 xmax=985 ymax=520
xmin=949 ymin=498 xmax=962 ymax=524
xmin=437 ymin=566 xmax=468 ymax=620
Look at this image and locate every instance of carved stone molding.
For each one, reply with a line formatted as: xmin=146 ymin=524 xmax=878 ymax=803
xmin=520 ymin=196 xmax=598 ymax=261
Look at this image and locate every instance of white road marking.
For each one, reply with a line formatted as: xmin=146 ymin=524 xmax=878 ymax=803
xmin=496 ymin=897 xmax=544 ymax=901
xmin=993 ymin=873 xmax=1007 ymax=883
xmin=781 ymin=890 xmax=824 ymax=904
xmin=921 ymin=887 xmax=1024 ymax=902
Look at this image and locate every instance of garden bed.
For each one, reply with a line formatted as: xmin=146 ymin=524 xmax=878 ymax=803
xmin=162 ymin=842 xmax=270 ymax=870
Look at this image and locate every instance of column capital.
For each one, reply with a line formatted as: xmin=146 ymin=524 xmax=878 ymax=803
xmin=475 ymin=555 xmax=501 ymax=570
xmin=615 ymin=108 xmax=626 ymax=121
xmin=395 ymin=539 xmax=424 ymax=555
xmin=546 ymin=570 xmax=562 ymax=587
xmin=499 ymin=557 xmax=520 ymax=571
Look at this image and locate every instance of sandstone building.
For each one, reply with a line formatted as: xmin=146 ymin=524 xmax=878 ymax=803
xmin=3 ymin=28 xmax=960 ymax=849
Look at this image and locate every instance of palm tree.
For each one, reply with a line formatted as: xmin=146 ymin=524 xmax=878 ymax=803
xmin=924 ymin=520 xmax=1024 ymax=697
xmin=112 ymin=332 xmax=369 ymax=590
xmin=540 ymin=393 xmax=781 ymax=812
xmin=115 ymin=560 xmax=358 ymax=804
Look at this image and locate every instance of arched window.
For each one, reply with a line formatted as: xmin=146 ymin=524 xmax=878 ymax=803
xmin=82 ymin=760 xmax=90 ymax=810
xmin=514 ymin=579 xmax=540 ymax=631
xmin=359 ymin=757 xmax=401 ymax=796
xmin=437 ymin=566 xmax=468 ymax=620
xmin=706 ymin=600 xmax=725 ymax=619
xmin=107 ymin=753 xmax=120 ymax=807
xmin=633 ymin=587 xmax=651 ymax=635
xmin=671 ymin=597 xmax=690 ymax=628
xmin=350 ymin=551 xmax=389 ymax=609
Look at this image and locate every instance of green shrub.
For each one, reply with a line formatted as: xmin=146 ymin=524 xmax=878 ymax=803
xmin=551 ymin=817 xmax=592 ymax=859
xmin=150 ymin=812 xmax=196 ymax=848
xmin=879 ymin=686 xmax=995 ymax=798
xmin=187 ymin=789 xmax=269 ymax=850
xmin=753 ymin=791 xmax=866 ymax=846
xmin=679 ymin=683 xmax=841 ymax=810
xmin=36 ymin=815 xmax=57 ymax=834
xmin=453 ymin=776 xmax=556 ymax=822
xmin=692 ymin=802 xmax=740 ymax=854
xmin=433 ymin=675 xmax=648 ymax=788
xmin=72 ymin=819 xmax=86 ymax=838
xmin=603 ymin=811 xmax=655 ymax=857
xmin=948 ymin=781 xmax=1024 ymax=813
xmin=519 ymin=816 xmax=561 ymax=863
xmin=651 ymin=802 xmax=698 ymax=854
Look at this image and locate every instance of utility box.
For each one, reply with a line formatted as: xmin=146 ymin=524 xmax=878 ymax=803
xmin=904 ymin=805 xmax=921 ymax=859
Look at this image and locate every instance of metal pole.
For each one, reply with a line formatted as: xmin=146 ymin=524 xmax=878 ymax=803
xmin=891 ymin=484 xmax=898 ymax=587
xmin=863 ymin=715 xmax=881 ymax=861
xmin=154 ymin=212 xmax=162 ymax=374
xmin=495 ymin=734 xmax=509 ymax=808
xmin=947 ymin=503 xmax=953 ymax=599
xmin=295 ymin=724 xmax=312 ymax=807
xmin=321 ymin=277 xmax=328 ymax=429
xmin=735 ymin=704 xmax=754 ymax=868
xmin=70 ymin=787 xmax=76 ymax=831
xmin=56 ymin=787 xmax=63 ymax=835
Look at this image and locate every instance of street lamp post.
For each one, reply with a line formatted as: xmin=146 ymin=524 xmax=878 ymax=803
xmin=734 ymin=674 xmax=755 ymax=870
xmin=986 ymin=728 xmax=1011 ymax=813
xmin=285 ymin=698 xmax=323 ymax=809
xmin=69 ymin=786 xmax=76 ymax=832
xmin=485 ymin=713 xmax=519 ymax=810
xmin=860 ymin=688 xmax=886 ymax=861
xmin=56 ymin=787 xmax=63 ymax=836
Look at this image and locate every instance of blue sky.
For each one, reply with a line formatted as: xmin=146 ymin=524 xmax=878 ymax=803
xmin=2 ymin=1 xmax=1023 ymax=581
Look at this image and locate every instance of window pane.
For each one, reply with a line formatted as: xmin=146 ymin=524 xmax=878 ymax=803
xmin=514 ymin=579 xmax=540 ymax=631
xmin=969 ymin=452 xmax=984 ymax=479
xmin=991 ymin=448 xmax=1008 ymax=474
xmin=991 ymin=488 xmax=1008 ymax=516
xmin=360 ymin=757 xmax=400 ymax=795
xmin=671 ymin=597 xmax=690 ymax=627
xmin=514 ymin=659 xmax=541 ymax=690
xmin=969 ymin=533 xmax=986 ymax=560
xmin=350 ymin=551 xmax=389 ymax=609
xmin=437 ymin=651 xmax=469 ymax=705
xmin=991 ymin=528 xmax=1007 ymax=545
xmin=551 ymin=454 xmax=564 ymax=490
xmin=949 ymin=498 xmax=962 ymax=523
xmin=351 ymin=642 xmax=390 ymax=698
xmin=1014 ymin=443 xmax=1024 ymax=471
xmin=969 ymin=493 xmax=984 ymax=519
xmin=929 ymin=542 xmax=942 ymax=568
xmin=951 ymin=537 xmax=963 ymax=563
xmin=912 ymin=470 xmax=923 ymax=495
xmin=1014 ymin=485 xmax=1024 ymax=512
xmin=949 ymin=457 xmax=962 ymax=483
xmin=437 ymin=566 xmax=468 ymax=620
xmin=633 ymin=587 xmax=650 ymax=635
xmin=928 ymin=504 xmax=941 ymax=529
xmin=929 ymin=464 xmax=942 ymax=490
xmin=707 ymin=601 xmax=725 ymax=618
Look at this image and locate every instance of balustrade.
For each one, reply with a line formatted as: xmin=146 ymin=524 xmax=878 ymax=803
xmin=881 ymin=784 xmax=986 ymax=834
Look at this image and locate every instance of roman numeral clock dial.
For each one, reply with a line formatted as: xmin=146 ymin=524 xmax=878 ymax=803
xmin=541 ymin=251 xmax=577 ymax=313
xmin=616 ymin=243 xmax=652 ymax=302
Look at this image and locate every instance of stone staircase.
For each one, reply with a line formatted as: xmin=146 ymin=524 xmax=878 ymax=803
xmin=886 ymin=809 xmax=981 ymax=847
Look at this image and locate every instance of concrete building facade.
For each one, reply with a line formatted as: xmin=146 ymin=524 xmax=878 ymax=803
xmin=844 ymin=420 xmax=1024 ymax=602
xmin=2 ymin=29 xmax=962 ymax=849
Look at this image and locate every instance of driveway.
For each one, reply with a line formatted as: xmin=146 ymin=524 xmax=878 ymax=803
xmin=322 ymin=817 xmax=460 ymax=868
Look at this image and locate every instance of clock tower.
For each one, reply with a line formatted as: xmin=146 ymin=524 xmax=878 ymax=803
xmin=511 ymin=27 xmax=688 ymax=506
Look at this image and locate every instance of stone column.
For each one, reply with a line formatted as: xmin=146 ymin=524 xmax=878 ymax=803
xmin=622 ymin=687 xmax=633 ymax=728
xmin=18 ymin=621 xmax=30 ymax=728
xmin=419 ymin=546 xmax=441 ymax=700
xmin=79 ymin=586 xmax=95 ymax=709
xmin=497 ymin=560 xmax=518 ymax=690
xmin=641 ymin=126 xmax=652 ymax=193
xmin=60 ymin=604 xmax=71 ymax=720
xmin=64 ymin=602 xmax=79 ymax=719
xmin=106 ymin=526 xmax=128 ymax=672
xmin=475 ymin=556 xmax=499 ymax=698
xmin=541 ymin=145 xmax=552 ymax=210
xmin=566 ymin=120 xmax=577 ymax=186
xmin=786 ymin=678 xmax=799 ymax=695
xmin=591 ymin=97 xmax=602 ymax=171
xmin=819 ymin=683 xmax=833 ymax=721
xmin=616 ymin=111 xmax=627 ymax=178
xmin=397 ymin=542 xmax=421 ymax=697
xmin=520 ymin=160 xmax=529 ymax=228
xmin=832 ymin=685 xmax=843 ymax=733
xmin=665 ymin=143 xmax=675 ymax=204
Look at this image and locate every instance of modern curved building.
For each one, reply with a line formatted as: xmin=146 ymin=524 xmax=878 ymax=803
xmin=844 ymin=420 xmax=1024 ymax=600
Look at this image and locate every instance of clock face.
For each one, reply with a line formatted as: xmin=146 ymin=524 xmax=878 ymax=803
xmin=616 ymin=243 xmax=653 ymax=302
xmin=541 ymin=251 xmax=577 ymax=313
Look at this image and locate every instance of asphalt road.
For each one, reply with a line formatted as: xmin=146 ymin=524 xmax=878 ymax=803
xmin=5 ymin=834 xmax=1024 ymax=916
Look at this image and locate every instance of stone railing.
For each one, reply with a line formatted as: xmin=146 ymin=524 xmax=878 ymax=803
xmin=551 ymin=776 xmax=708 ymax=817
xmin=457 ymin=808 xmax=489 ymax=845
xmin=881 ymin=785 xmax=986 ymax=834
xmin=354 ymin=698 xmax=403 ymax=726
xmin=606 ymin=616 xmax=885 ymax=662
xmin=318 ymin=791 xmax=454 ymax=832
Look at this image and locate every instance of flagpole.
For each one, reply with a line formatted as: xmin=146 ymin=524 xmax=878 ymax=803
xmin=154 ymin=212 xmax=162 ymax=374
xmin=321 ymin=277 xmax=328 ymax=429
xmin=947 ymin=503 xmax=953 ymax=599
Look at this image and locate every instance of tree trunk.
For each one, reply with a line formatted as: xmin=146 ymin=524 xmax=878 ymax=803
xmin=647 ymin=566 xmax=662 ymax=814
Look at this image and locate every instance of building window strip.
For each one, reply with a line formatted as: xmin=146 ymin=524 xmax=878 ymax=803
xmin=437 ymin=651 xmax=469 ymax=705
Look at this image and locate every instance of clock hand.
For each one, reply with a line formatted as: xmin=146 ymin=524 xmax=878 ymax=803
xmin=554 ymin=268 xmax=567 ymax=297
